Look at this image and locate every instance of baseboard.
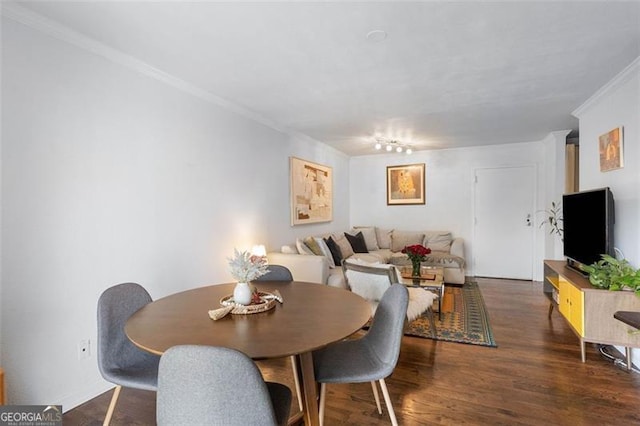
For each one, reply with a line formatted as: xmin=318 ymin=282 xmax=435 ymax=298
xmin=58 ymin=380 xmax=113 ymax=413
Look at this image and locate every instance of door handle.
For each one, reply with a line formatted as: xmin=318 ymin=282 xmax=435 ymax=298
xmin=525 ymin=214 xmax=532 ymax=226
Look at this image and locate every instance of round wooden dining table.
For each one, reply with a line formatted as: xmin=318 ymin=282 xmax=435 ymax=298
xmin=125 ymin=281 xmax=371 ymax=426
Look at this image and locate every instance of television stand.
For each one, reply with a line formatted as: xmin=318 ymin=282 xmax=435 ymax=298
xmin=543 ymin=260 xmax=640 ymax=368
xmin=565 ymin=258 xmax=589 ymax=276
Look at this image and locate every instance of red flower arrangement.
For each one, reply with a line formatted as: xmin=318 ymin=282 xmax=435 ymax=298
xmin=401 ymin=244 xmax=432 ymax=277
xmin=401 ymin=244 xmax=432 ymax=262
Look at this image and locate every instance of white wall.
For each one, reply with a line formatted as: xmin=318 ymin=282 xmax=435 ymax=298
xmin=542 ymin=131 xmax=571 ymax=259
xmin=0 ymin=17 xmax=349 ymax=408
xmin=349 ymin=139 xmax=555 ymax=280
xmin=573 ymin=57 xmax=640 ymax=366
xmin=574 ymin=58 xmax=640 ymax=264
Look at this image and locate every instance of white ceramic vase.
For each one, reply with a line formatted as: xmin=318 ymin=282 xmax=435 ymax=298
xmin=233 ymin=282 xmax=252 ymax=305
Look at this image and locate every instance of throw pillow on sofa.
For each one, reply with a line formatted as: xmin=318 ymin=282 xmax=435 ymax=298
xmin=313 ymin=237 xmax=336 ymax=268
xmin=332 ymin=233 xmax=355 ymax=259
xmin=303 ymin=236 xmax=324 ymax=256
xmin=345 ymin=231 xmax=368 ymax=253
xmin=324 ymin=236 xmax=343 ymax=266
xmin=424 ymin=231 xmax=453 ymax=252
xmin=375 ymin=227 xmax=393 ymax=249
xmin=296 ymin=238 xmax=315 ymax=255
xmin=390 ymin=230 xmax=425 ymax=252
xmin=352 ymin=226 xmax=380 ymax=251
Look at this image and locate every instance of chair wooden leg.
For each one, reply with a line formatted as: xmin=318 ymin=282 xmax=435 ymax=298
xmin=427 ymin=307 xmax=437 ymax=338
xmin=370 ymin=381 xmax=382 ymax=414
xmin=318 ymin=383 xmax=327 ymax=426
xmin=103 ymin=385 xmax=121 ymax=426
xmin=289 ymin=355 xmax=303 ymax=411
xmin=378 ymin=379 xmax=398 ymax=426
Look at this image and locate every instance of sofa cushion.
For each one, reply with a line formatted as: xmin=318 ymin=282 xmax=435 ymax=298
xmin=332 ymin=233 xmax=354 ymax=259
xmin=352 ymin=226 xmax=380 ymax=251
xmin=350 ymin=252 xmax=388 ymax=264
xmin=423 ymin=252 xmax=465 ymax=268
xmin=390 ymin=230 xmax=425 ymax=252
xmin=345 ymin=231 xmax=368 ymax=253
xmin=376 ymin=227 xmax=393 ymax=249
xmin=424 ymin=231 xmax=453 ymax=252
xmin=296 ymin=238 xmax=315 ymax=255
xmin=390 ymin=252 xmax=465 ymax=269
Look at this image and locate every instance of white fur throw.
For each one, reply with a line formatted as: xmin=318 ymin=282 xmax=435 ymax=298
xmin=406 ymin=288 xmax=438 ymax=322
xmin=346 ymin=270 xmax=389 ymax=302
xmin=345 ymin=267 xmax=438 ymax=322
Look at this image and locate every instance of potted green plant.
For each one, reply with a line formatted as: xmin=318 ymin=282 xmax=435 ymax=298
xmin=539 ymin=201 xmax=563 ymax=241
xmin=580 ymin=254 xmax=640 ymax=296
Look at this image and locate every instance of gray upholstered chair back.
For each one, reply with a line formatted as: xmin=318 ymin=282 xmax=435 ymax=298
xmin=157 ymin=345 xmax=290 ymax=426
xmin=363 ymin=284 xmax=409 ymax=375
xmin=256 ymin=264 xmax=293 ymax=281
xmin=97 ymin=282 xmax=158 ymax=389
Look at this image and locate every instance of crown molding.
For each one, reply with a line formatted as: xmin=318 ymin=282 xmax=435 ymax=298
xmin=572 ymin=55 xmax=640 ymax=118
xmin=1 ymin=2 xmax=339 ymax=154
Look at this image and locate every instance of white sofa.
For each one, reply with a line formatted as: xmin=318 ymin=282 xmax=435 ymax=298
xmin=267 ymin=227 xmax=466 ymax=287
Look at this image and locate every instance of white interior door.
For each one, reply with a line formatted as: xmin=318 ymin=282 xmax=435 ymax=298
xmin=474 ymin=166 xmax=535 ymax=279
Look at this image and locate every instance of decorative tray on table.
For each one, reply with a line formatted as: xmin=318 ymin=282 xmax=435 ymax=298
xmin=219 ymin=291 xmax=279 ymax=314
xmin=208 ymin=290 xmax=283 ymax=320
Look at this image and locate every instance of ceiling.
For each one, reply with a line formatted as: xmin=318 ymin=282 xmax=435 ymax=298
xmin=8 ymin=1 xmax=640 ymax=156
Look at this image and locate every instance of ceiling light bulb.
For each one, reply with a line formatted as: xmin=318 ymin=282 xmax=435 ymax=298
xmin=406 ymin=148 xmax=413 ymax=154
xmin=375 ymin=142 xmax=382 ymax=150
xmin=396 ymin=146 xmax=403 ymax=153
xmin=386 ymin=145 xmax=393 ymax=152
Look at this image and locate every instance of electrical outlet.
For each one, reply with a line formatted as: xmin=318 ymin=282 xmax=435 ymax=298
xmin=77 ymin=339 xmax=90 ymax=360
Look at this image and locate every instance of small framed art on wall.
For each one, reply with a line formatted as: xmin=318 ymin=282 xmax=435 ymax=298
xmin=387 ymin=163 xmax=425 ymax=205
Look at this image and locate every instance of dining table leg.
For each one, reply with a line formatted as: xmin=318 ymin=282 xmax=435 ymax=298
xmin=296 ymin=351 xmax=320 ymax=426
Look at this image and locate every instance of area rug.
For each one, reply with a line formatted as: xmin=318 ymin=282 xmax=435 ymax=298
xmin=405 ymin=280 xmax=498 ymax=347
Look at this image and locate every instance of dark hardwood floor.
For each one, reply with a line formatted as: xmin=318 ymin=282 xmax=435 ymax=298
xmin=64 ymin=278 xmax=640 ymax=425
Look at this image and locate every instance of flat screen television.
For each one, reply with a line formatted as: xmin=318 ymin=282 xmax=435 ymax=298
xmin=562 ymin=187 xmax=615 ymax=271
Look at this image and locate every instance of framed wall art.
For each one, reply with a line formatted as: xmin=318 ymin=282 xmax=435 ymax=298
xmin=387 ymin=163 xmax=425 ymax=205
xmin=598 ymin=127 xmax=624 ymax=172
xmin=290 ymin=157 xmax=333 ymax=225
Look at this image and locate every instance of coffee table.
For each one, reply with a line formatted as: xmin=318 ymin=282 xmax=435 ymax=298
xmin=400 ymin=266 xmax=445 ymax=320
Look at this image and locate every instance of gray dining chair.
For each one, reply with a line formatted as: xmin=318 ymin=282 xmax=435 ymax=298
xmin=254 ymin=264 xmax=302 ymax=410
xmin=257 ymin=264 xmax=294 ymax=281
xmin=157 ymin=345 xmax=292 ymax=426
xmin=313 ymin=283 xmax=409 ymax=426
xmin=97 ymin=282 xmax=160 ymax=426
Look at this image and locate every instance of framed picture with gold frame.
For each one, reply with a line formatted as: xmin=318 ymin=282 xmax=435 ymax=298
xmin=599 ymin=127 xmax=624 ymax=172
xmin=290 ymin=157 xmax=333 ymax=225
xmin=386 ymin=163 xmax=425 ymax=205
